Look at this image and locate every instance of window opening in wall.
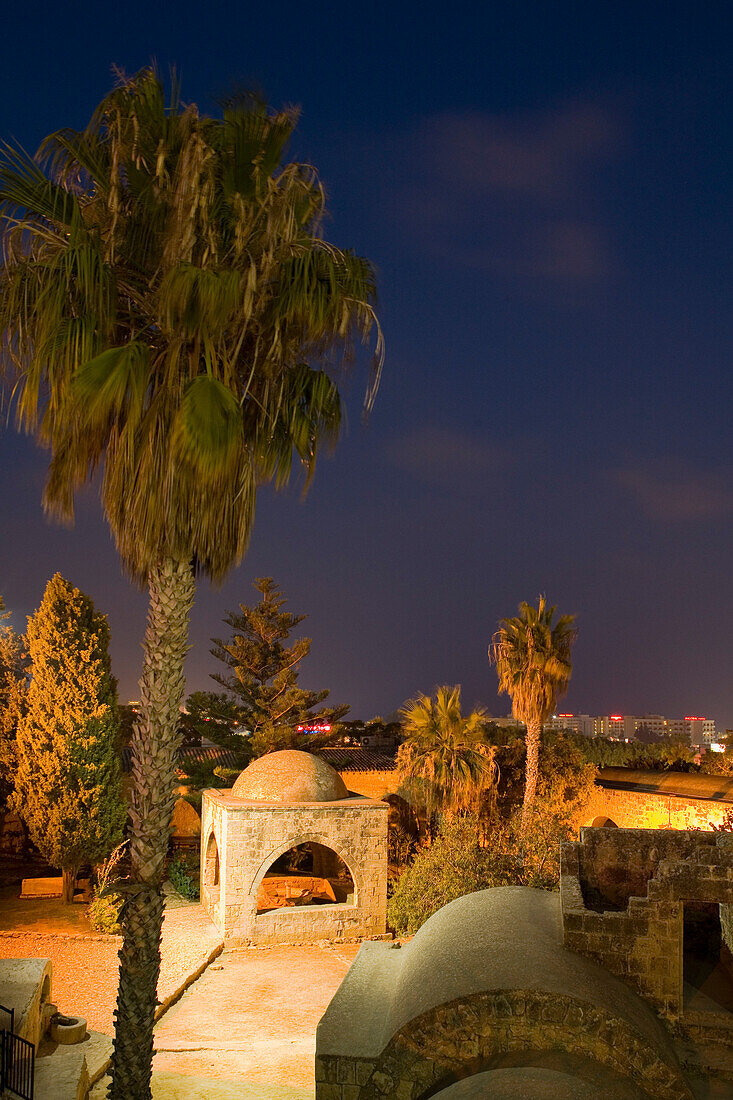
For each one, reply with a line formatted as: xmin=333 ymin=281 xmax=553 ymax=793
xmin=203 ymin=832 xmax=220 ymax=889
xmin=683 ymin=902 xmax=733 ymax=1014
xmin=256 ymin=842 xmax=354 ymax=913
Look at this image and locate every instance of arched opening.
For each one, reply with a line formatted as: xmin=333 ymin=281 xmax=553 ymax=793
xmin=590 ymin=816 xmax=618 ymax=828
xmin=256 ymin=842 xmax=354 ymax=913
xmin=203 ymin=832 xmax=219 ymax=889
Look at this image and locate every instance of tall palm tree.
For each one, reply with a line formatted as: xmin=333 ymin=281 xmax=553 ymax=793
xmin=489 ymin=596 xmax=577 ymax=830
xmin=397 ymin=685 xmax=497 ymax=826
xmin=0 ymin=69 xmax=382 ymax=1099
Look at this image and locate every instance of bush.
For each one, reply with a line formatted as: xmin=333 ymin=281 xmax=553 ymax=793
xmin=213 ymin=766 xmax=240 ymax=787
xmin=87 ymin=843 xmax=125 ymax=934
xmin=387 ymin=817 xmax=496 ymax=935
xmin=183 ymin=791 xmax=202 ymax=814
xmin=88 ymin=891 xmax=123 ymax=934
xmin=387 ymin=807 xmax=575 ymax=936
xmin=168 ymin=852 xmax=200 ymax=900
xmin=177 ymin=761 xmax=218 ymax=789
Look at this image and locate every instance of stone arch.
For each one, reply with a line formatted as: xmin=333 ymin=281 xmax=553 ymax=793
xmin=354 ymin=990 xmax=690 ymax=1100
xmin=203 ymin=831 xmax=220 ymax=888
xmin=590 ymin=816 xmax=618 ymax=828
xmin=249 ymin=832 xmax=363 ymax=909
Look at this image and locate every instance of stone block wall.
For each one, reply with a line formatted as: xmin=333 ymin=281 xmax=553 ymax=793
xmin=338 ymin=771 xmax=398 ymax=802
xmin=200 ymin=791 xmax=388 ymax=945
xmin=316 ymin=989 xmax=694 ymax=1100
xmin=561 ymin=828 xmax=733 ymax=1020
xmin=581 ymin=785 xmax=732 ymax=831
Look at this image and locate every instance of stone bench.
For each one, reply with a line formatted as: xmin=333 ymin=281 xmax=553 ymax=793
xmin=20 ymin=878 xmax=91 ymax=901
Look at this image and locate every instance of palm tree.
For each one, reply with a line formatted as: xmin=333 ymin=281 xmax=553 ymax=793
xmin=489 ymin=596 xmax=577 ymax=830
xmin=0 ymin=69 xmax=382 ymax=1099
xmin=396 ymin=686 xmax=497 ymax=828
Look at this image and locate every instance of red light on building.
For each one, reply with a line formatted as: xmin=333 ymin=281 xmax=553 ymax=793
xmin=610 ymin=715 xmax=623 ymax=721
xmin=684 ymin=717 xmax=706 ymax=722
xmin=296 ymin=724 xmax=332 ymax=733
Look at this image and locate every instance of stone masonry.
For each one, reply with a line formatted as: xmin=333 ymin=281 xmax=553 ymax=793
xmin=200 ymin=788 xmax=388 ymax=945
xmin=561 ymin=827 xmax=733 ymax=1023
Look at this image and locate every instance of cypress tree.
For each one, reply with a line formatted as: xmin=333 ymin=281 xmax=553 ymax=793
xmin=13 ymin=575 xmax=125 ymax=902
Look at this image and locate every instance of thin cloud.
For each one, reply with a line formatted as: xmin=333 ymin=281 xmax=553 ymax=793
xmin=422 ymin=102 xmax=622 ymax=201
xmin=391 ymin=97 xmax=623 ymax=285
xmin=389 ymin=426 xmax=513 ymax=490
xmin=614 ymin=464 xmax=733 ymax=522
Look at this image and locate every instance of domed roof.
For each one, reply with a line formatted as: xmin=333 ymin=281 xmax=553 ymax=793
xmin=230 ymin=749 xmax=349 ymax=803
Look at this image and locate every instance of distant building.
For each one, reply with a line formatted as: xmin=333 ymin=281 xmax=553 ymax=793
xmin=545 ymin=713 xmax=596 ymax=737
xmin=544 ymin=712 xmax=718 ymax=744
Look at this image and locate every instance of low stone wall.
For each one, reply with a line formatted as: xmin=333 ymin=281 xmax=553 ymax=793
xmin=338 ymin=771 xmax=398 ymax=802
xmin=582 ymin=784 xmax=732 ymax=830
xmin=0 ymin=957 xmax=52 ymax=1050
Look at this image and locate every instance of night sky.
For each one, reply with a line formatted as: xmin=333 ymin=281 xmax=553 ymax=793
xmin=1 ymin=1 xmax=732 ymax=725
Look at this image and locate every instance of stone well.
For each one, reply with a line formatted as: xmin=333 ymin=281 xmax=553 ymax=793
xmin=200 ymin=749 xmax=388 ymax=945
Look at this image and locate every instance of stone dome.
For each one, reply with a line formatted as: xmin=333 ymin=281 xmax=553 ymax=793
xmin=230 ymin=749 xmax=349 ymax=803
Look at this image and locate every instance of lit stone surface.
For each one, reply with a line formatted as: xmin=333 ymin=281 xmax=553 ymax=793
xmin=231 ymin=750 xmax=349 ymax=803
xmin=201 ymin=753 xmax=388 ymax=945
xmin=316 ymin=888 xmax=693 ymax=1100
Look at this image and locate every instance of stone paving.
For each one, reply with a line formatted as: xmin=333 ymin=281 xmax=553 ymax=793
xmin=91 ymin=943 xmax=361 ymax=1099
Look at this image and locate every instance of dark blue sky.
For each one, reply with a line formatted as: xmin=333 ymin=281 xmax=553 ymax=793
xmin=1 ymin=1 xmax=732 ymax=724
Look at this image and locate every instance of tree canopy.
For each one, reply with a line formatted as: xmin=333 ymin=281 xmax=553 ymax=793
xmin=490 ymin=596 xmax=576 ymax=826
xmin=0 ymin=68 xmax=383 ymax=585
xmin=396 ymin=685 xmax=497 ymax=821
xmin=13 ymin=575 xmax=125 ymax=901
xmin=211 ymin=576 xmax=347 ymax=756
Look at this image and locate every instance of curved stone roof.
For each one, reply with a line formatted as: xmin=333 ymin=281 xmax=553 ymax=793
xmin=231 ymin=749 xmax=349 ymax=803
xmin=317 ymin=888 xmax=681 ymax=1070
xmin=598 ymin=766 xmax=733 ymax=803
xmin=434 ymin=1066 xmax=647 ymax=1099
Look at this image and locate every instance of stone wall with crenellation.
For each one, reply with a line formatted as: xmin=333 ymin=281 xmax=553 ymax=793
xmin=561 ymin=828 xmax=733 ymax=1023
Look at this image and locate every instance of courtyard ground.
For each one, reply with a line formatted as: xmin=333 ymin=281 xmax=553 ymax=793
xmin=0 ymin=885 xmax=222 ymax=1034
xmin=148 ymin=943 xmax=360 ymax=1098
xmin=0 ymin=884 xmax=360 ymax=1097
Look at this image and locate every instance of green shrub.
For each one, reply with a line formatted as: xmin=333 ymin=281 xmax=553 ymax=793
xmin=88 ymin=891 xmax=123 ymax=934
xmin=183 ymin=791 xmax=203 ymax=814
xmin=178 ymin=761 xmax=217 ymax=789
xmin=213 ymin=766 xmax=240 ymax=787
xmin=387 ymin=817 xmax=495 ymax=935
xmin=87 ymin=843 xmax=125 ymax=934
xmin=168 ymin=852 xmax=200 ymax=900
xmin=388 ymin=808 xmax=574 ymax=936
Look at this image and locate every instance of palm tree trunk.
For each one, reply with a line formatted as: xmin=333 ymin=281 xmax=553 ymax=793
xmin=521 ymin=721 xmax=541 ymax=831
xmin=109 ymin=558 xmax=196 ymax=1100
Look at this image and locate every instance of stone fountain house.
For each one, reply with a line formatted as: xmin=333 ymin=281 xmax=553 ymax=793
xmin=200 ymin=749 xmax=388 ymax=945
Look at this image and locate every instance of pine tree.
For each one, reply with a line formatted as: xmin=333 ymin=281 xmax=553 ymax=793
xmin=13 ymin=575 xmax=126 ymax=902
xmin=211 ymin=577 xmax=348 ymax=756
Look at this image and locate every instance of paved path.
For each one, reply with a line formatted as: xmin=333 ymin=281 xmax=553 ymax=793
xmin=146 ymin=942 xmax=361 ymax=1098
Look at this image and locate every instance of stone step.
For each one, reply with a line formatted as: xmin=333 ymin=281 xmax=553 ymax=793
xmin=33 ymin=1029 xmax=112 ymax=1100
